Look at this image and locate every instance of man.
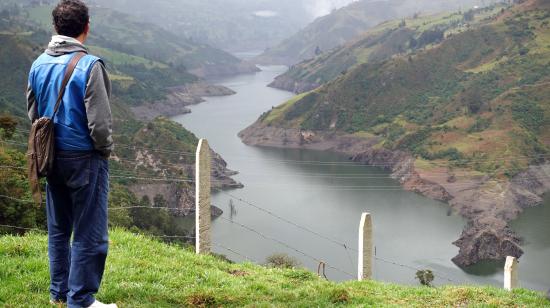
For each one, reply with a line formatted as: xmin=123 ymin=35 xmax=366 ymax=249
xmin=27 ymin=1 xmax=115 ymax=307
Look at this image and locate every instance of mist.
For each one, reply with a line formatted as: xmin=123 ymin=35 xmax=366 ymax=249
xmin=303 ymin=0 xmax=358 ymax=17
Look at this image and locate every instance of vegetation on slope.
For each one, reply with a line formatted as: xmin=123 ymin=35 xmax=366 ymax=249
xmin=89 ymin=0 xmax=312 ymax=52
xmin=1 ymin=229 xmax=549 ymax=307
xmin=258 ymin=0 xmax=550 ymax=178
xmin=256 ymin=0 xmax=488 ymax=65
xmin=20 ymin=2 xmax=256 ymax=78
xmin=270 ymin=5 xmax=507 ymax=93
xmin=0 ymin=5 xmax=233 ymax=238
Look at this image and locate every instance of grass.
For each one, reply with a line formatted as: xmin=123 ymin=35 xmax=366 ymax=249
xmin=88 ymin=46 xmax=168 ymax=69
xmin=263 ymin=92 xmax=310 ymax=124
xmin=1 ymin=230 xmax=549 ymax=307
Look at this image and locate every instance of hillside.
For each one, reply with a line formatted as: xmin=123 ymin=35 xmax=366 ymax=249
xmin=256 ymin=0 xmax=487 ymax=65
xmin=269 ymin=5 xmax=507 ymax=93
xmin=1 ymin=229 xmax=549 ymax=307
xmin=23 ymin=3 xmax=258 ymax=78
xmin=0 ymin=9 xmax=241 ymax=237
xmin=240 ymin=0 xmax=550 ymax=267
xmin=89 ymin=0 xmax=313 ymax=53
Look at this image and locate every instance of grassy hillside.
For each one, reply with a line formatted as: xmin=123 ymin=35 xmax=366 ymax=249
xmin=1 ymin=229 xmax=549 ymax=307
xmin=257 ymin=0 xmax=550 ymax=178
xmin=256 ymin=0 xmax=487 ymax=65
xmin=25 ymin=3 xmax=256 ymax=78
xmin=270 ymin=5 xmax=507 ymax=93
xmin=0 ymin=7 xmax=233 ymax=238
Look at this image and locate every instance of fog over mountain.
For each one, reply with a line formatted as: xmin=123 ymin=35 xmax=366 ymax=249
xmin=87 ymin=0 xmax=498 ymax=52
xmin=304 ymin=0 xmax=359 ymax=17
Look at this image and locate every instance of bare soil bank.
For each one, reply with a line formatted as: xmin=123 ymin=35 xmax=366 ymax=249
xmin=239 ymin=123 xmax=550 ymax=267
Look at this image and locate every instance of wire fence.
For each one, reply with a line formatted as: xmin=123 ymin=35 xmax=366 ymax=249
xmin=2 ymin=136 xmax=541 ymax=285
xmin=0 ymin=191 xmax=466 ymax=284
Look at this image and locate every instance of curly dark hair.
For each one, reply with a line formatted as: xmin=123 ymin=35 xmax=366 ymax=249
xmin=52 ymin=0 xmax=89 ymax=38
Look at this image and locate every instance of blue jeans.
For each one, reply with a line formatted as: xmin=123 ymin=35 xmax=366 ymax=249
xmin=46 ymin=151 xmax=109 ymax=308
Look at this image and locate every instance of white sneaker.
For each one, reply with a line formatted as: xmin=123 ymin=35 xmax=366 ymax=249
xmin=86 ymin=300 xmax=118 ymax=308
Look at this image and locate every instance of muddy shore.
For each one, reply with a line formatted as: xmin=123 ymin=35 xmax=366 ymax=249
xmin=238 ymin=122 xmax=550 ymax=267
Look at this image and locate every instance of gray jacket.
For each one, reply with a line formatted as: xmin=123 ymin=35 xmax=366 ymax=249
xmin=27 ymin=35 xmax=113 ymax=157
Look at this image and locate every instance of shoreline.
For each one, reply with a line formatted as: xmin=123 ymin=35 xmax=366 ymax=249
xmin=131 ymin=82 xmax=237 ymax=121
xmin=238 ymin=122 xmax=550 ymax=267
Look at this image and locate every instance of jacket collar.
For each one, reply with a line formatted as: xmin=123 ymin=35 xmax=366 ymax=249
xmin=46 ymin=35 xmax=88 ymax=56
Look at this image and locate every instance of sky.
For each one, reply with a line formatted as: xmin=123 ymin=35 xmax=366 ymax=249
xmin=303 ymin=0 xmax=358 ymax=17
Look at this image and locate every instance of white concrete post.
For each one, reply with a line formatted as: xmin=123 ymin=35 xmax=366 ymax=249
xmin=358 ymin=212 xmax=373 ymax=281
xmin=504 ymin=256 xmax=518 ymax=291
xmin=195 ymin=139 xmax=211 ymax=254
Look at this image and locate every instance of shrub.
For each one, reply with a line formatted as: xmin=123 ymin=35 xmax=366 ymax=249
xmin=329 ymin=288 xmax=350 ymax=304
xmin=416 ymin=270 xmax=435 ymax=287
xmin=511 ymin=100 xmax=544 ymax=133
xmin=467 ymin=117 xmax=491 ymax=133
xmin=265 ymin=253 xmax=300 ymax=269
xmin=0 ymin=115 xmax=17 ymax=139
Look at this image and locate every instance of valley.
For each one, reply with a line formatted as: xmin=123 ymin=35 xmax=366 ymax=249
xmin=239 ymin=0 xmax=550 ymax=276
xmin=1 ymin=0 xmax=549 ymax=298
xmin=176 ymin=64 xmax=550 ymax=290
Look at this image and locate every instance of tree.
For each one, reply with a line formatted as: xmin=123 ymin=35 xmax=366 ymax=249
xmin=463 ymin=10 xmax=475 ymax=22
xmin=416 ymin=270 xmax=435 ymax=287
xmin=265 ymin=253 xmax=300 ymax=269
xmin=0 ymin=115 xmax=18 ymax=139
xmin=314 ymin=46 xmax=322 ymax=56
xmin=417 ymin=29 xmax=445 ymax=47
xmin=409 ymin=37 xmax=418 ymax=49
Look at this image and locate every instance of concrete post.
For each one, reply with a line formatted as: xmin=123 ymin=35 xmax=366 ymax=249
xmin=358 ymin=212 xmax=373 ymax=281
xmin=195 ymin=139 xmax=211 ymax=254
xmin=504 ymin=256 xmax=518 ymax=291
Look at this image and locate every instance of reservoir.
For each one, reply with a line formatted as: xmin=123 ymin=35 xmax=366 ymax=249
xmin=173 ymin=66 xmax=550 ymax=290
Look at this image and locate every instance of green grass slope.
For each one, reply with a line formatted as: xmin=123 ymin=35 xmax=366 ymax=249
xmin=270 ymin=5 xmax=506 ymax=93
xmin=26 ymin=4 xmax=256 ymax=78
xmin=0 ymin=10 xmax=223 ymax=238
xmin=1 ymin=229 xmax=549 ymax=307
xmin=257 ymin=0 xmax=550 ymax=178
xmin=256 ymin=0 xmax=487 ymax=66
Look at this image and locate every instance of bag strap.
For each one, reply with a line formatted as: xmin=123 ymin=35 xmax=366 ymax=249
xmin=52 ymin=52 xmax=86 ymax=116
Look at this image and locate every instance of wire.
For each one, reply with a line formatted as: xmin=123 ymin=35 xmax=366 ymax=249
xmin=7 ymin=129 xmax=550 ymax=168
xmin=215 ymin=189 xmax=358 ymax=252
xmin=374 ymin=255 xmax=460 ymax=284
xmin=0 ymin=194 xmax=34 ymax=204
xmin=0 ymin=224 xmax=45 ymax=233
xmin=217 ymin=215 xmax=355 ymax=278
xmin=214 ymin=243 xmax=257 ymax=263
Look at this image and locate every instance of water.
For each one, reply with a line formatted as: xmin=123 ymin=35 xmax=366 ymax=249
xmin=173 ymin=66 xmax=550 ymax=290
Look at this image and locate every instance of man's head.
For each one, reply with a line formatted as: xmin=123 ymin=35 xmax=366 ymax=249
xmin=52 ymin=0 xmax=90 ymax=42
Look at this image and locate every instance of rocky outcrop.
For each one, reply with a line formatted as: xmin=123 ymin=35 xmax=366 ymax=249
xmin=239 ymin=122 xmax=550 ymax=267
xmin=121 ymin=147 xmax=243 ymax=218
xmin=131 ymin=82 xmax=236 ymax=120
xmin=268 ymin=74 xmax=320 ymax=94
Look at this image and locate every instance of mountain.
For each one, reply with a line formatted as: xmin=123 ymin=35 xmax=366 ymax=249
xmin=269 ymin=5 xmax=507 ymax=93
xmin=256 ymin=0 xmax=488 ymax=65
xmin=89 ymin=0 xmax=314 ymax=52
xmin=240 ymin=0 xmax=550 ymax=267
xmin=0 ymin=7 xmax=241 ymax=236
xmin=20 ymin=2 xmax=258 ymax=78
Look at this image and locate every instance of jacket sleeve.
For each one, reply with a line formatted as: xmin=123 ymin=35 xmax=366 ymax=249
xmin=26 ymin=83 xmax=38 ymax=123
xmin=84 ymin=61 xmax=113 ymax=158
